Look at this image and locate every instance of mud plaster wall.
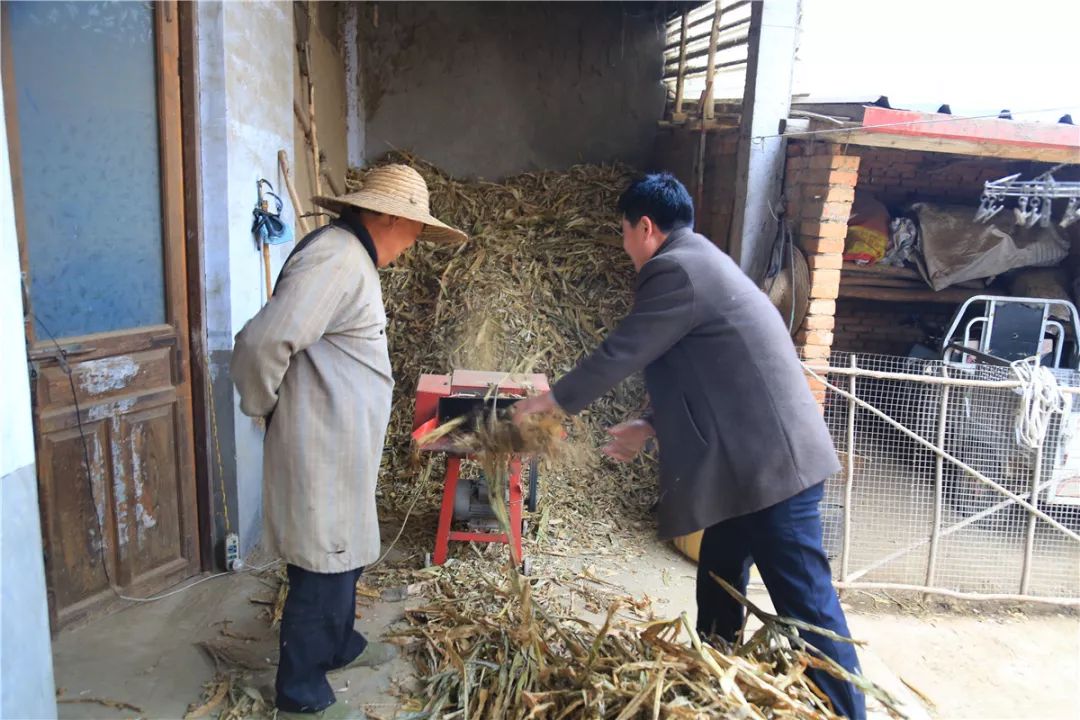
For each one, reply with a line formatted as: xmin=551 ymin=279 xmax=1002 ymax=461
xmin=0 ymin=43 xmax=57 ymax=720
xmin=358 ymin=1 xmax=667 ymax=179
xmin=293 ymin=1 xmax=347 ymax=214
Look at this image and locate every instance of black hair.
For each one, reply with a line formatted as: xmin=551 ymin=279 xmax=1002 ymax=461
xmin=616 ymin=173 xmax=694 ymax=233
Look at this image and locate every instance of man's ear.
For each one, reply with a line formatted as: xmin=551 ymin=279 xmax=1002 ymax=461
xmin=640 ymin=215 xmax=655 ymax=238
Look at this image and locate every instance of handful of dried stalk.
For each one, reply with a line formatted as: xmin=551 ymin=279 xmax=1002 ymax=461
xmin=416 ymin=408 xmax=565 ymax=458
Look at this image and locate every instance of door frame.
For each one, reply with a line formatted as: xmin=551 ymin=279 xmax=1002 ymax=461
xmin=1 ymin=0 xmax=216 ymax=626
xmin=178 ymin=0 xmax=216 ymax=573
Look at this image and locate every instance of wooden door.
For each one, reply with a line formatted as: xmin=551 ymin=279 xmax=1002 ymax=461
xmin=3 ymin=0 xmax=200 ymax=628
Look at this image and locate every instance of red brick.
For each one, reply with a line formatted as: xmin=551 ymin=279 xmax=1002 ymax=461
xmin=797 ymin=329 xmax=834 ymax=346
xmin=803 ymin=184 xmax=856 ymax=204
xmin=808 ymin=299 xmax=835 ymax=316
xmin=807 ymin=154 xmax=860 ymax=172
xmin=801 ymin=221 xmax=849 ymax=241
xmin=803 ymin=200 xmax=854 ymax=224
xmin=787 ymin=143 xmax=806 ymax=157
xmin=789 ymin=167 xmax=858 ymax=188
xmin=804 ymin=314 xmax=835 ymax=330
xmin=799 ymin=236 xmax=845 ymax=255
xmin=808 ymin=253 xmax=842 ymax=270
xmin=809 ymin=269 xmax=841 ymax=299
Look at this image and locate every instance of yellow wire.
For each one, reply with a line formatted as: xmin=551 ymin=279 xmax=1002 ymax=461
xmin=203 ymin=351 xmax=231 ymax=535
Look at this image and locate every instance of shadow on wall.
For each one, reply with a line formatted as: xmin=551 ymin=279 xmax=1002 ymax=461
xmin=358 ymin=1 xmax=668 ymax=179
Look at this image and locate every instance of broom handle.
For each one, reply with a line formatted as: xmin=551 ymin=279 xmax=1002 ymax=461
xmin=262 ymin=241 xmax=273 ymax=302
xmin=278 ymin=150 xmax=312 ymax=236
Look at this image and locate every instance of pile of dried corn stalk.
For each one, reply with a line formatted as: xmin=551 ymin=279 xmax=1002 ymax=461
xmin=347 ymin=154 xmax=657 ymax=555
xmin=392 ymin=562 xmax=902 ymax=720
xmin=400 ymin=397 xmax=901 ymax=720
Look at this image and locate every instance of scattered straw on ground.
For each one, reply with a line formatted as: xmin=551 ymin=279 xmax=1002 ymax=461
xmin=390 ymin=556 xmax=904 ymax=720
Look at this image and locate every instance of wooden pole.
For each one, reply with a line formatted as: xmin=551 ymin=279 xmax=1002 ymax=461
xmin=262 ymin=242 xmax=273 ymax=301
xmin=278 ymin=150 xmax=312 ymax=236
xmin=308 ymin=82 xmax=322 ymax=203
xmin=321 ymin=165 xmax=343 ymax=197
xmin=294 ymin=100 xmax=312 ymax=144
xmin=703 ymin=0 xmax=722 ymax=121
xmin=673 ymin=10 xmax=689 ymax=119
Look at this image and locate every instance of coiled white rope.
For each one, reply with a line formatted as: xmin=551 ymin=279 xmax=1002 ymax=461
xmin=1011 ymin=356 xmax=1070 ymax=451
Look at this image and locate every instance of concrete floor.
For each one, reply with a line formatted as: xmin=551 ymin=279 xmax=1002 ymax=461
xmin=52 ymin=568 xmax=413 ymax=720
xmin=51 ymin=537 xmax=1078 ymax=720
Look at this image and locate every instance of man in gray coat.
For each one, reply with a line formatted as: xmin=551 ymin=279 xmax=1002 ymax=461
xmin=514 ymin=173 xmax=864 ymax=718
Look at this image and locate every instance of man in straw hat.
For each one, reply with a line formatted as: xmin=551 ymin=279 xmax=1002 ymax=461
xmin=232 ymin=164 xmax=466 ymax=719
xmin=513 ymin=173 xmax=864 ymax=719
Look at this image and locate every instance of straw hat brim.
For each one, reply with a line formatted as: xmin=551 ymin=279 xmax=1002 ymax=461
xmin=312 ymin=192 xmax=467 ymax=244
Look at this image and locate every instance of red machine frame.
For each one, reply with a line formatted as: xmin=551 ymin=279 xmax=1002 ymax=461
xmin=411 ymin=370 xmax=549 ymax=566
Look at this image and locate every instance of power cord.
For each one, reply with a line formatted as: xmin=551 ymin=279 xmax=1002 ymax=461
xmin=32 ymin=311 xmax=269 ymax=604
xmin=33 ymin=313 xmax=118 ymax=592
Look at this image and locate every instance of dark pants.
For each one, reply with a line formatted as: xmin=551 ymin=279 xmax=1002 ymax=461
xmin=276 ymin=564 xmax=368 ymax=713
xmin=697 ymin=483 xmax=866 ymax=720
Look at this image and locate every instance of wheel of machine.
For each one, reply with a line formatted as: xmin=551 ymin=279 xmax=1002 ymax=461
xmin=526 ymin=458 xmax=539 ymax=513
xmin=764 ymin=244 xmax=809 ymax=336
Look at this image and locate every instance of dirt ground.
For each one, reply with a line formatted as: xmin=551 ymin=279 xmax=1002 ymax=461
xmin=50 ymin=527 xmax=1078 ymax=720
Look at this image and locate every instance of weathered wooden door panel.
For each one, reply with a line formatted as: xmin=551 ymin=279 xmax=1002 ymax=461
xmin=36 ymin=422 xmax=113 ymax=612
xmin=4 ymin=0 xmax=200 ymax=628
xmin=116 ymin=403 xmax=186 ymax=579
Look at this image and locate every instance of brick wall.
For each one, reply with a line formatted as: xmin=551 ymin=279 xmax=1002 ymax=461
xmin=652 ymin=127 xmax=739 ymax=251
xmin=783 ymin=142 xmax=861 ymax=404
xmin=849 ymin=147 xmax=1032 ymax=207
xmin=833 ymin=299 xmax=956 ymax=357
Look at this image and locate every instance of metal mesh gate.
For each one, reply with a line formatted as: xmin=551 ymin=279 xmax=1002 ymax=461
xmin=811 ymin=352 xmax=1080 ymax=602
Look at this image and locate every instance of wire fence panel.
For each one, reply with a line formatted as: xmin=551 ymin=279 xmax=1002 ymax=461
xmin=814 ymin=351 xmax=1080 ymax=602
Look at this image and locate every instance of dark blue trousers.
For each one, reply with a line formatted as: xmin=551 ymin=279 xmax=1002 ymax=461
xmin=697 ymin=482 xmax=866 ymax=720
xmin=276 ymin=564 xmax=368 ymax=713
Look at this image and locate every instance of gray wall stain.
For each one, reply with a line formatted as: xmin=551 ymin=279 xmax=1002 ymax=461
xmin=360 ymin=2 xmax=667 ymax=179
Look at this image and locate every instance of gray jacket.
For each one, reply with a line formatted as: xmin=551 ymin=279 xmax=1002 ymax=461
xmin=553 ymin=227 xmax=840 ymax=538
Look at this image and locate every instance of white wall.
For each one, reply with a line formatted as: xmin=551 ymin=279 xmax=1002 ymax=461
xmin=0 ymin=32 xmax=58 ymax=720
xmin=197 ymin=1 xmax=295 ymax=557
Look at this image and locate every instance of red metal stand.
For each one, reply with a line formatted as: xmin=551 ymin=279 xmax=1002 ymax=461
xmin=432 ymin=455 xmax=524 ymax=565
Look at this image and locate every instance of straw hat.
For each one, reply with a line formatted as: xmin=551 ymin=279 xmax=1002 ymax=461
xmin=312 ymin=164 xmax=467 ymax=243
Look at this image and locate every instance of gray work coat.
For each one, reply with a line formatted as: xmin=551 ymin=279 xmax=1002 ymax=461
xmin=231 ymin=224 xmax=393 ymax=573
xmin=553 ymin=227 xmax=841 ymax=539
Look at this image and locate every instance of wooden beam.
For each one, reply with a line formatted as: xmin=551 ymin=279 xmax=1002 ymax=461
xmin=842 ymin=261 xmax=921 ymax=279
xmin=841 ymin=276 xmax=929 ymax=290
xmin=832 ymin=130 xmax=1080 ymax=164
xmin=673 ymin=10 xmax=689 ymax=118
xmin=839 ymin=285 xmax=981 ymax=304
xmin=703 ymin=1 xmax=722 ymax=121
xmin=826 ymin=106 xmax=1080 ymax=163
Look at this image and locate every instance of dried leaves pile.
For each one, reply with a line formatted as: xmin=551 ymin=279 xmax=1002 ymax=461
xmin=346 ymin=154 xmax=658 ymax=555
